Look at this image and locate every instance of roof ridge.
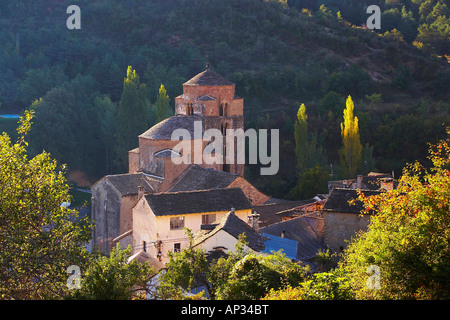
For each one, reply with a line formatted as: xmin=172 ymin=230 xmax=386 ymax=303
xmin=147 ymin=186 xmax=238 ymax=197
xmin=139 ymin=115 xmax=204 ymax=140
xmin=163 ymin=165 xmax=196 ymax=192
xmin=184 ymin=69 xmax=235 ymax=86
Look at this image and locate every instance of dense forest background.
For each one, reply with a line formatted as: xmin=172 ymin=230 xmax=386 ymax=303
xmin=0 ymin=0 xmax=448 ymax=199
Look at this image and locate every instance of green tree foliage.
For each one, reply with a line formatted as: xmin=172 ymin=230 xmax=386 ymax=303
xmin=144 ymin=64 xmax=185 ymax=104
xmin=94 ymin=95 xmax=117 ymax=175
xmin=289 ymin=0 xmax=449 ymax=54
xmin=218 ymin=251 xmax=308 ymax=300
xmin=340 ymin=130 xmax=450 ymax=299
xmin=18 ymin=66 xmax=68 ymax=105
xmin=293 ymin=103 xmax=327 ymax=172
xmin=318 ymin=91 xmax=345 ymax=116
xmin=71 ymin=244 xmax=154 ymax=300
xmin=361 ymin=143 xmax=376 ymax=174
xmin=156 ymin=229 xmax=215 ymax=300
xmin=156 ymin=231 xmax=309 ymax=300
xmin=328 ymin=64 xmax=371 ymax=98
xmin=289 ymin=164 xmax=330 ymax=200
xmin=289 ymin=103 xmax=328 ymax=199
xmin=155 ymin=84 xmax=170 ymax=123
xmin=263 ymin=269 xmax=353 ymax=300
xmin=115 ymin=66 xmax=151 ymax=171
xmin=294 ymin=103 xmax=309 ymax=173
xmin=263 ymin=131 xmax=450 ymax=300
xmin=0 ymin=0 xmax=447 ymax=188
xmin=339 ymin=96 xmax=363 ymax=179
xmin=28 ymin=75 xmax=112 ymax=178
xmin=0 ymin=111 xmax=91 ymax=299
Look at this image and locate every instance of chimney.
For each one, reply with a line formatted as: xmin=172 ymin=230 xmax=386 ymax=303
xmin=281 ymin=229 xmax=285 ymax=238
xmin=356 ymin=175 xmax=363 ymax=189
xmin=138 ymin=185 xmax=145 ymax=199
xmin=251 ymin=213 xmax=260 ymax=232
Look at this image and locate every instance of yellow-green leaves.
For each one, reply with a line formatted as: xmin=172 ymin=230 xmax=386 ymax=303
xmin=0 ymin=111 xmax=91 ymax=299
xmin=339 ymin=95 xmax=362 ymax=179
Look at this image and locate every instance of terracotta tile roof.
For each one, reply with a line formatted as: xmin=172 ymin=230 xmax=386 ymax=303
xmin=184 ymin=69 xmax=234 ymax=86
xmin=144 ymin=187 xmax=252 ymax=216
xmin=103 ymin=173 xmax=163 ymax=195
xmin=127 ymin=250 xmax=165 ymax=273
xmin=253 ymin=199 xmax=316 ymax=227
xmin=197 ymin=94 xmax=217 ymax=101
xmin=168 ymin=165 xmax=238 ymax=192
xmin=322 ymin=188 xmax=382 ymax=214
xmin=193 ymin=210 xmax=267 ymax=252
xmin=260 ymin=213 xmax=326 ymax=260
xmin=139 ymin=114 xmax=204 ymax=140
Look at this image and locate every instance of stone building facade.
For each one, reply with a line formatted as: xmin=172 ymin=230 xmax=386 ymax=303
xmin=320 ymin=188 xmax=381 ymax=253
xmin=91 ymin=173 xmax=162 ymax=253
xmin=91 ymin=68 xmax=265 ymax=255
xmin=130 ymin=188 xmax=252 ymax=264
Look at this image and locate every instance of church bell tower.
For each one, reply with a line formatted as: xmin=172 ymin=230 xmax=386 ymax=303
xmin=174 ymin=67 xmax=245 ymax=176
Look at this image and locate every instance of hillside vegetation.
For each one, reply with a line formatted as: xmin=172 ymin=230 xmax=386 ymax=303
xmin=0 ymin=0 xmax=448 ymax=198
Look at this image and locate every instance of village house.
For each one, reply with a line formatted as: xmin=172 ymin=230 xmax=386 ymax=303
xmin=320 ymin=188 xmax=382 ymax=253
xmin=274 ymin=195 xmax=327 ymax=222
xmin=328 ymin=172 xmax=396 ymax=193
xmin=260 ymin=211 xmax=326 ymax=263
xmin=116 ymin=187 xmax=253 ymax=264
xmin=192 ymin=210 xmax=298 ymax=261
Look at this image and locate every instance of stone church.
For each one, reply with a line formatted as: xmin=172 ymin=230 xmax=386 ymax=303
xmin=128 ymin=66 xmax=245 ymax=185
xmin=91 ymin=67 xmax=270 ymax=255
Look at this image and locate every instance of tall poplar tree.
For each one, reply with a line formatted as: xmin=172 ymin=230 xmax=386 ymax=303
xmin=156 ymin=84 xmax=170 ymax=123
xmin=294 ymin=103 xmax=308 ymax=173
xmin=339 ymin=95 xmax=362 ymax=179
xmin=115 ymin=66 xmax=150 ymax=171
xmin=290 ymin=103 xmax=328 ymax=199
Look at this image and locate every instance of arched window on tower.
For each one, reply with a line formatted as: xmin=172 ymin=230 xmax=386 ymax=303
xmin=224 ymin=103 xmax=228 ymax=117
xmin=186 ymin=103 xmax=194 ymax=115
xmin=219 ymin=104 xmax=224 ymax=116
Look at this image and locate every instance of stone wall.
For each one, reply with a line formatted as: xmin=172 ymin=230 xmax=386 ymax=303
xmin=322 ymin=211 xmax=371 ymax=253
xmin=128 ymin=148 xmax=140 ymax=174
xmin=91 ymin=180 xmax=122 ymax=254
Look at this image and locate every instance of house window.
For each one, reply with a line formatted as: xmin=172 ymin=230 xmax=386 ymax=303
xmin=202 ymin=214 xmax=217 ymax=225
xmin=170 ymin=216 xmax=185 ymax=230
xmin=174 ymin=243 xmax=181 ymax=253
